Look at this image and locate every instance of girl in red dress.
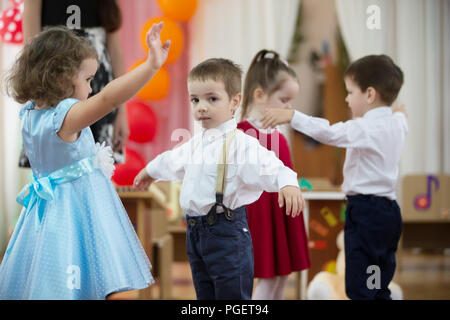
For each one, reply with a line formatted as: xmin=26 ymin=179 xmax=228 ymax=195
xmin=237 ymin=49 xmax=311 ymax=300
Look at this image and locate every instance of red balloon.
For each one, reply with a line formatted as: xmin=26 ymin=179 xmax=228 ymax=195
xmin=126 ymin=100 xmax=158 ymax=143
xmin=112 ymin=148 xmax=146 ymax=186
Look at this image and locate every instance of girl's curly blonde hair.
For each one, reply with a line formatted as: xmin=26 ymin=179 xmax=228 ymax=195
xmin=5 ymin=26 xmax=97 ymax=108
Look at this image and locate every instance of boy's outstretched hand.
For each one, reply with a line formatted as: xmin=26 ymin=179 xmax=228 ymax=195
xmin=278 ymin=186 xmax=305 ymax=217
xmin=261 ymin=108 xmax=295 ymax=129
xmin=146 ymin=22 xmax=171 ymax=71
xmin=133 ymin=168 xmax=155 ymax=191
xmin=393 ymin=104 xmax=407 ymax=118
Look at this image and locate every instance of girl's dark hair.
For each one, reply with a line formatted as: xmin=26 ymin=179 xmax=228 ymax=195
xmin=98 ymin=0 xmax=122 ymax=33
xmin=5 ymin=26 xmax=97 ymax=108
xmin=344 ymin=54 xmax=404 ymax=105
xmin=241 ymin=49 xmax=297 ymax=119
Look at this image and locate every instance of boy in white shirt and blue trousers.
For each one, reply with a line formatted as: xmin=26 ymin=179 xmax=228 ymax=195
xmin=261 ymin=54 xmax=408 ymax=300
xmin=134 ymin=58 xmax=305 ymax=300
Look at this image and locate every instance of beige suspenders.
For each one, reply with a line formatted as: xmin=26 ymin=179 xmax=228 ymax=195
xmin=207 ymin=129 xmax=238 ymax=224
xmin=216 ymin=129 xmax=237 ymax=195
xmin=192 ymin=128 xmax=238 ymax=195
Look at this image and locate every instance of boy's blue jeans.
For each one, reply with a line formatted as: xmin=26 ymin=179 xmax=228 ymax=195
xmin=185 ymin=206 xmax=254 ymax=300
xmin=345 ymin=194 xmax=402 ymax=300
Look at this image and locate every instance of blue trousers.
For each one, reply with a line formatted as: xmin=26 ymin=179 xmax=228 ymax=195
xmin=185 ymin=206 xmax=254 ymax=300
xmin=345 ymin=194 xmax=402 ymax=300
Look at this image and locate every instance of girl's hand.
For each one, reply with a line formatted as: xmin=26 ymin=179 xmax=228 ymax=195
xmin=146 ymin=22 xmax=171 ymax=71
xmin=261 ymin=108 xmax=295 ymax=129
xmin=133 ymin=168 xmax=155 ymax=191
xmin=278 ymin=186 xmax=305 ymax=217
xmin=393 ymin=104 xmax=407 ymax=118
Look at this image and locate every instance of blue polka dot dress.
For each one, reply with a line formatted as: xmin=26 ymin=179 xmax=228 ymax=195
xmin=0 ymin=99 xmax=154 ymax=299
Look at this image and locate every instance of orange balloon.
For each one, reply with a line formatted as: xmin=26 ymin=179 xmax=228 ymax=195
xmin=129 ymin=59 xmax=170 ymax=101
xmin=140 ymin=17 xmax=183 ymax=64
xmin=157 ymin=0 xmax=198 ymax=22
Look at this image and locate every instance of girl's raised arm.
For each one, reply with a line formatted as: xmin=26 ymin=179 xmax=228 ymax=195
xmin=58 ymin=22 xmax=170 ymax=142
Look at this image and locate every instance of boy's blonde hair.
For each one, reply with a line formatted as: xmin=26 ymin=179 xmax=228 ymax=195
xmin=5 ymin=26 xmax=97 ymax=108
xmin=188 ymin=58 xmax=242 ymax=99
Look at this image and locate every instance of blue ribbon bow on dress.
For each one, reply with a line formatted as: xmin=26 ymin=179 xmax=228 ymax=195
xmin=7 ymin=157 xmax=99 ymax=255
xmin=16 ymin=142 xmax=115 ymax=216
xmin=6 ymin=144 xmax=115 ymax=255
xmin=16 ymin=156 xmax=98 ymax=211
xmin=17 ymin=176 xmax=54 ymax=206
xmin=16 ymin=175 xmax=55 ymax=224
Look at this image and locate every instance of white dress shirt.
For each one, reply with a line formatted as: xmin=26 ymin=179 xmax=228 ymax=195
xmin=146 ymin=119 xmax=299 ymax=216
xmin=290 ymin=107 xmax=408 ymax=200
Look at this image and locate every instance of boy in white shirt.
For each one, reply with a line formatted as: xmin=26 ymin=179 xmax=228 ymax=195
xmin=260 ymin=54 xmax=408 ymax=300
xmin=133 ymin=58 xmax=305 ymax=300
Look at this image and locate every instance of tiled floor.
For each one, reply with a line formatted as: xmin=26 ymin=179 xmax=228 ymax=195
xmin=112 ymin=248 xmax=450 ymax=300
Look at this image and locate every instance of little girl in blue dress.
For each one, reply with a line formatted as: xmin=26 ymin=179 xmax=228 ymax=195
xmin=0 ymin=23 xmax=171 ymax=299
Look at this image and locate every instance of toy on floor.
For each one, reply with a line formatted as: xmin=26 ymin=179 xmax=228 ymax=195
xmin=306 ymin=230 xmax=403 ymax=300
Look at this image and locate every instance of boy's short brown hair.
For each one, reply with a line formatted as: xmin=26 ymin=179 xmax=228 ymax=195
xmin=344 ymin=54 xmax=404 ymax=105
xmin=188 ymin=58 xmax=242 ymax=98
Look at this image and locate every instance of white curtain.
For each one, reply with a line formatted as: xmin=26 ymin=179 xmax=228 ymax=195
xmin=189 ymin=0 xmax=301 ymax=130
xmin=444 ymin=0 xmax=450 ymax=174
xmin=336 ymin=0 xmax=395 ymax=60
xmin=335 ymin=0 xmax=450 ymax=179
xmin=190 ymin=0 xmax=300 ymax=69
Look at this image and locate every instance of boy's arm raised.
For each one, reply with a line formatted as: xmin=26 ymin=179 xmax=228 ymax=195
xmin=264 ymin=108 xmax=369 ymax=149
xmin=134 ymin=133 xmax=196 ymax=190
xmin=59 ymin=22 xmax=170 ymax=141
xmin=239 ymin=136 xmax=304 ymax=216
xmin=393 ymin=104 xmax=407 ymax=118
xmin=261 ymin=108 xmax=294 ymax=128
xmin=289 ymin=110 xmax=369 ymax=148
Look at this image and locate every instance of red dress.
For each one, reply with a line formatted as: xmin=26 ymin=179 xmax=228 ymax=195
xmin=237 ymin=120 xmax=311 ymax=278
